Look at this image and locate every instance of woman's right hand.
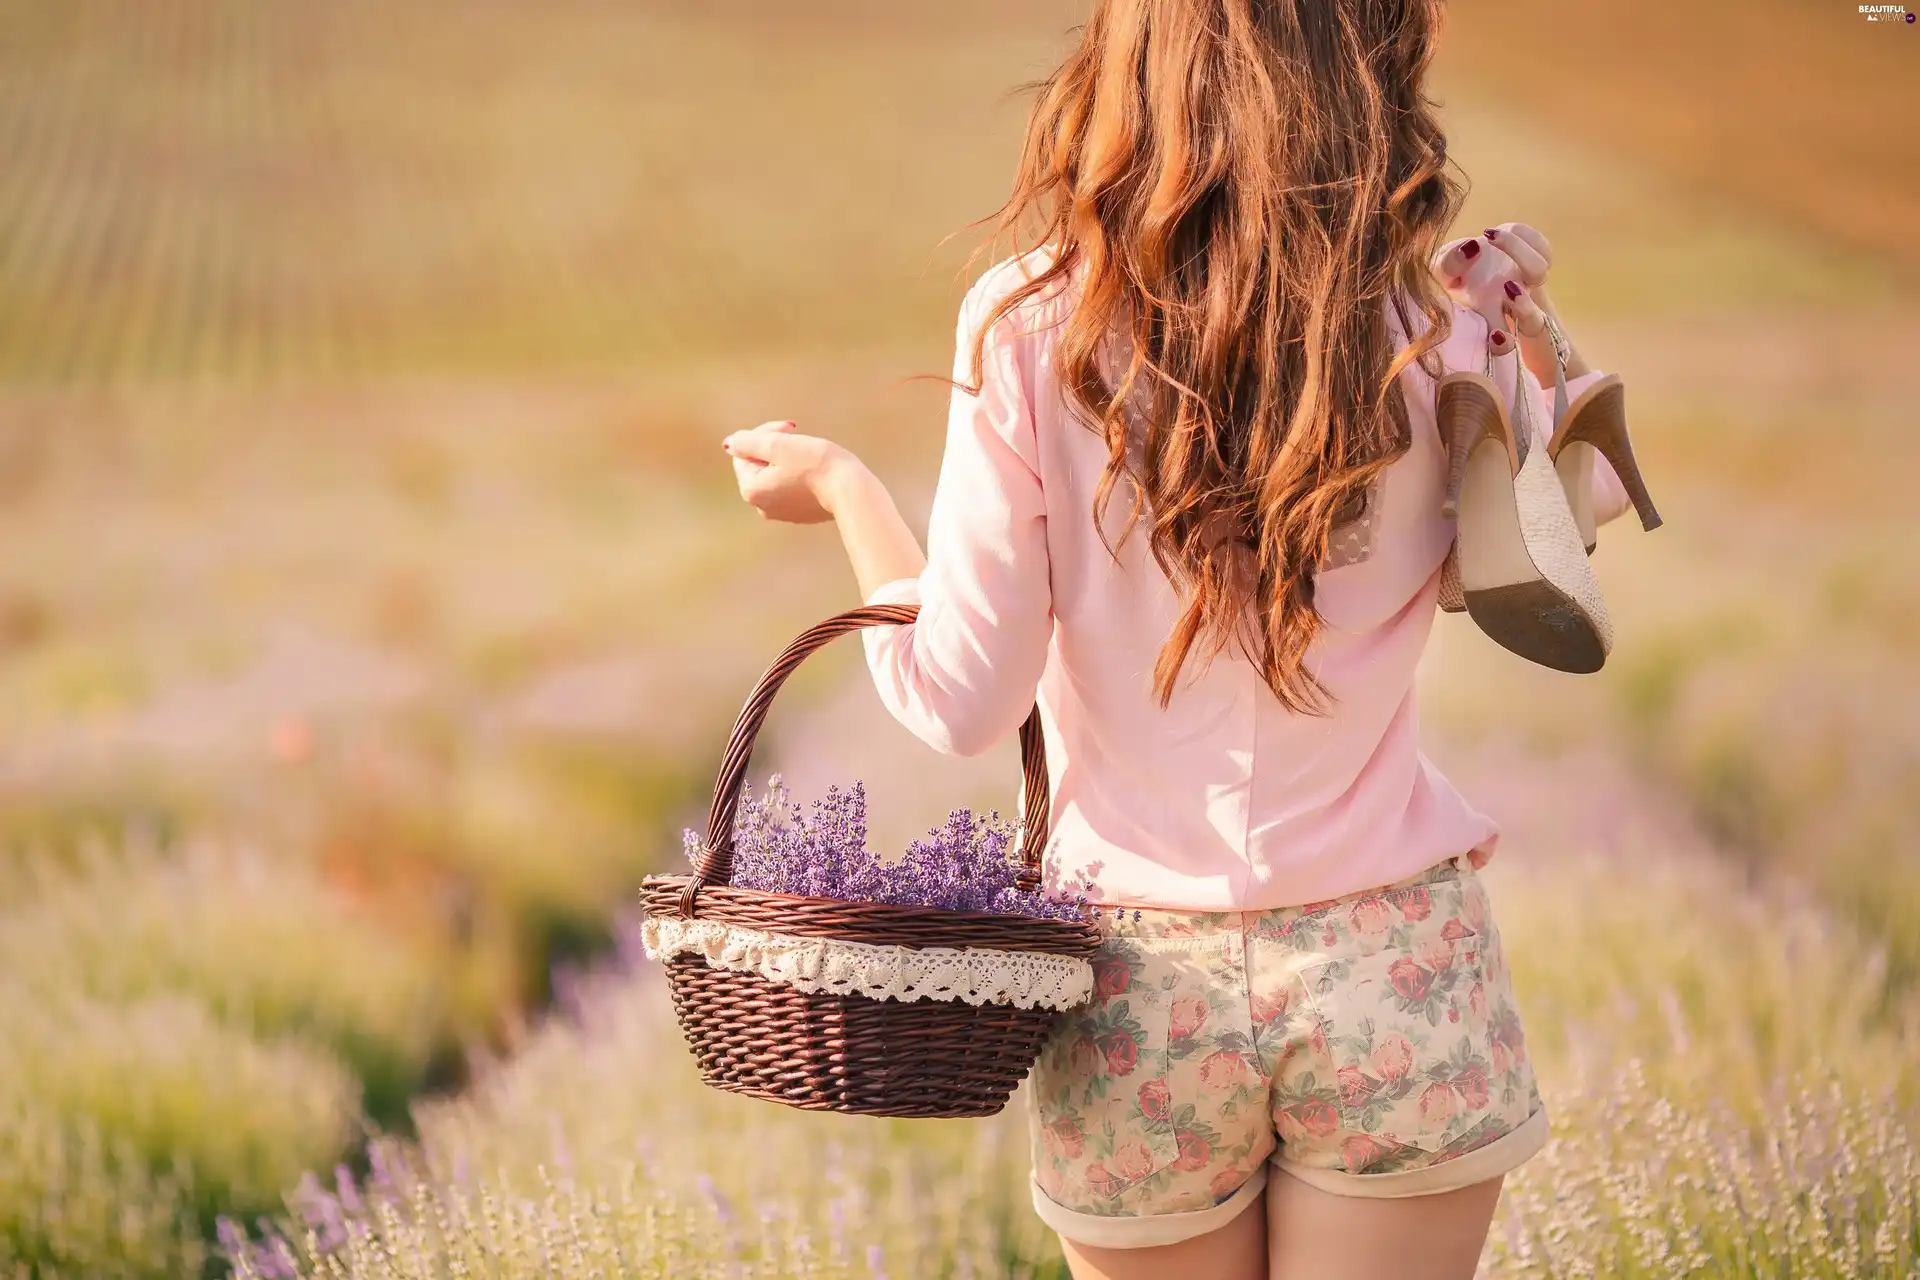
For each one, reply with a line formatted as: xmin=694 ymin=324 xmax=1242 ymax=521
xmin=1430 ymin=223 xmax=1589 ymax=384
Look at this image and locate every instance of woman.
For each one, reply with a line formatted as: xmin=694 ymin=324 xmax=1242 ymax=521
xmin=721 ymin=2 xmax=1639 ymax=1276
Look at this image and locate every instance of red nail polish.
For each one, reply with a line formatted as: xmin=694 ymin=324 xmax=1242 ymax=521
xmin=1491 ymin=330 xmax=1507 ymax=344
xmin=1461 ymin=239 xmax=1481 ymax=260
xmin=1484 ymin=228 xmax=1499 ymax=240
xmin=1504 ymin=279 xmax=1522 ymax=300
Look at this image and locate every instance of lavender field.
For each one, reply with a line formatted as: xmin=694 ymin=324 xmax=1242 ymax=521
xmin=1 ymin=1 xmax=1915 ymax=1276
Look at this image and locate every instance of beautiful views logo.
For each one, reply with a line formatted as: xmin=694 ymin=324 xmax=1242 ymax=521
xmin=1858 ymin=3 xmax=1916 ymax=20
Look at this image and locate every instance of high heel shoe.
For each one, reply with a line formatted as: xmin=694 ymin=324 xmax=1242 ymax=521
xmin=1438 ymin=540 xmax=1466 ymax=613
xmin=1437 ymin=343 xmax=1613 ymax=673
xmin=1547 ymin=372 xmax=1663 ymax=554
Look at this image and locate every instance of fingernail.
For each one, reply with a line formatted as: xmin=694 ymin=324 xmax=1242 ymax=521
xmin=1461 ymin=239 xmax=1481 ymax=260
xmin=1491 ymin=329 xmax=1507 ymax=345
xmin=1484 ymin=228 xmax=1499 ymax=240
xmin=1504 ymin=279 xmax=1522 ymax=300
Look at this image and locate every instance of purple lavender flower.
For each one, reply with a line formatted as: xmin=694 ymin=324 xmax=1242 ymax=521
xmin=695 ymin=1172 xmax=736 ymax=1225
xmin=291 ymin=1171 xmax=349 ymax=1254
xmin=828 ymin=1196 xmax=848 ymax=1256
xmin=368 ymin=1142 xmax=400 ymax=1201
xmin=687 ymin=776 xmax=1088 ymax=921
xmin=215 ymin=1217 xmax=253 ymax=1270
xmin=333 ymin=1163 xmax=363 ymax=1217
xmin=253 ymin=1223 xmax=299 ymax=1280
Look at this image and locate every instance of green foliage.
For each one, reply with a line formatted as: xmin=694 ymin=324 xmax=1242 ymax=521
xmin=0 ymin=990 xmax=356 ymax=1236
xmin=0 ymin=1107 xmax=207 ymax=1279
xmin=0 ymin=841 xmax=457 ymax=1131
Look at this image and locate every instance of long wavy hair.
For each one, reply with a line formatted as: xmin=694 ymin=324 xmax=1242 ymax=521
xmin=967 ymin=0 xmax=1466 ymax=715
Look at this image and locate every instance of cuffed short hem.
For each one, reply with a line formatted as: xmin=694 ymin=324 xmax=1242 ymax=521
xmin=1029 ymin=1165 xmax=1268 ymax=1250
xmin=1272 ymin=1104 xmax=1550 ymax=1200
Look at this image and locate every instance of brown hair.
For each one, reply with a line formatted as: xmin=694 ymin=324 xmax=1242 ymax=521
xmin=968 ymin=0 xmax=1464 ymax=714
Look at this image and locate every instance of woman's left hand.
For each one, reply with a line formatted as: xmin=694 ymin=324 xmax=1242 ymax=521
xmin=1431 ymin=222 xmax=1589 ymax=383
xmin=722 ymin=421 xmax=862 ymax=524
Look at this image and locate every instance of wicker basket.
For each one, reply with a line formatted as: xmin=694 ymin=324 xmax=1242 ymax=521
xmin=639 ymin=604 xmax=1101 ymax=1119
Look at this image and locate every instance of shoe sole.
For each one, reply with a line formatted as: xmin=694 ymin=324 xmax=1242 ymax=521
xmin=1464 ymin=581 xmax=1608 ymax=673
xmin=1446 ymin=375 xmax=1613 ymax=673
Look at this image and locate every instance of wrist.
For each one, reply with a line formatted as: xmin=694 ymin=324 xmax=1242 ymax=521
xmin=1527 ymin=287 xmax=1594 ymax=379
xmin=819 ymin=453 xmax=878 ymax=519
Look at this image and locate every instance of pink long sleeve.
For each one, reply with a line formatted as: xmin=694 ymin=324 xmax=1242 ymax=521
xmin=859 ymin=271 xmax=1055 ymax=758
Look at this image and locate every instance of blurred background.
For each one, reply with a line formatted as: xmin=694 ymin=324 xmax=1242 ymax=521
xmin=0 ymin=0 xmax=1914 ymax=1275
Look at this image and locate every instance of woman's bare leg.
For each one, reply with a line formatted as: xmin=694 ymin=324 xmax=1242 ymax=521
xmin=1057 ymin=1195 xmax=1267 ymax=1280
xmin=1265 ymin=1168 xmax=1503 ymax=1280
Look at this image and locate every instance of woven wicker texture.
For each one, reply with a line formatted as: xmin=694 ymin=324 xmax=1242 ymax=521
xmin=641 ymin=603 xmax=1101 ymax=1118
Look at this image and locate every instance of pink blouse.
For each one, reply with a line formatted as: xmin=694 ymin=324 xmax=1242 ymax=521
xmin=862 ymin=256 xmax=1630 ymax=912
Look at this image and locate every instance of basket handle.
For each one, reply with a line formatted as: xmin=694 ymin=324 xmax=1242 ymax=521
xmin=676 ymin=603 xmax=1051 ymax=918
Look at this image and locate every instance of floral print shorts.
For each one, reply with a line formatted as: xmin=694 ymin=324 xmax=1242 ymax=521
xmin=1025 ymin=853 xmax=1548 ymax=1249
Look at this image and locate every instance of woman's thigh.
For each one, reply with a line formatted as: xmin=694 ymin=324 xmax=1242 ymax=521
xmin=1054 ymin=1168 xmax=1502 ymax=1280
xmin=1059 ymin=1194 xmax=1266 ymax=1280
xmin=1265 ymin=1166 xmax=1503 ymax=1280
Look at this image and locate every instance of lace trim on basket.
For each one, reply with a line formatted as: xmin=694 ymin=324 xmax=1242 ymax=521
xmin=640 ymin=916 xmax=1095 ymax=1012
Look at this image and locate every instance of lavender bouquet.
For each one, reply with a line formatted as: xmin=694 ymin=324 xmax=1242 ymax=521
xmin=683 ymin=775 xmax=1087 ymax=923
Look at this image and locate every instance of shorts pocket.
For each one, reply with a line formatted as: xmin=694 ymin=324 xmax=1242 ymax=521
xmin=1293 ymin=886 xmax=1494 ymax=1169
xmin=1028 ymin=937 xmax=1181 ymax=1203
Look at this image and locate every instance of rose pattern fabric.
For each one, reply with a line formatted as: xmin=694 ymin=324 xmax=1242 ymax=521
xmin=1027 ymin=855 xmax=1543 ymax=1218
